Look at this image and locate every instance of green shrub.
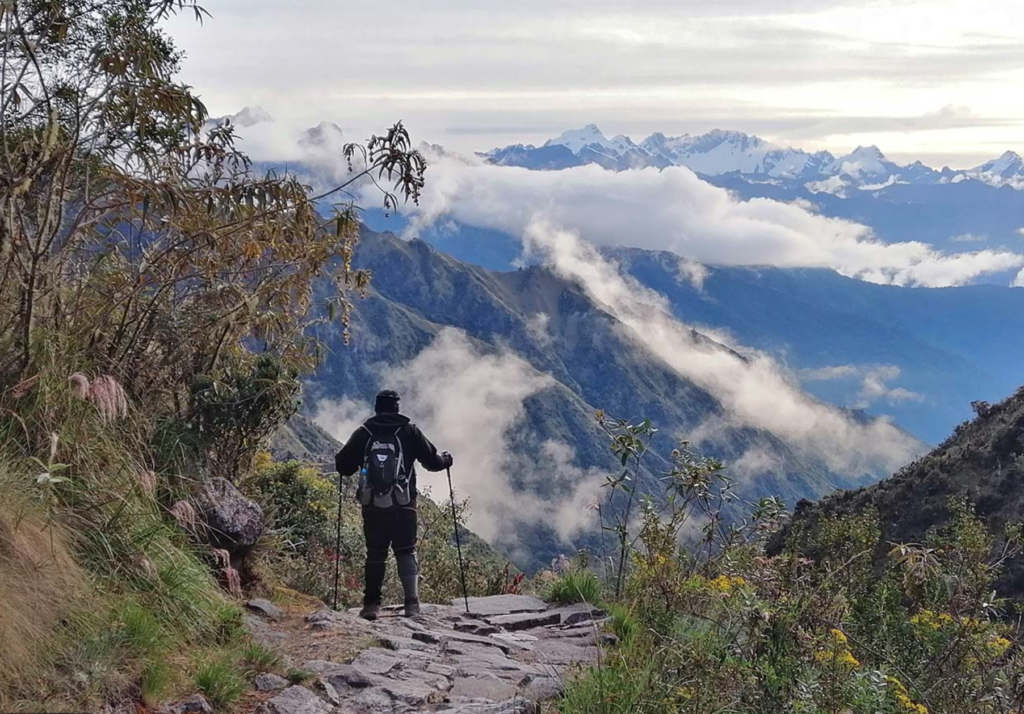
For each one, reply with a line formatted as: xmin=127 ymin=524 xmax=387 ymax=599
xmin=559 ymin=413 xmax=1024 ymax=714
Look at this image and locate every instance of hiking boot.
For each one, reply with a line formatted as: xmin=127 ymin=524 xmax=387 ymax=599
xmin=359 ymin=601 xmax=381 ymax=621
xmin=404 ymin=599 xmax=421 ymax=618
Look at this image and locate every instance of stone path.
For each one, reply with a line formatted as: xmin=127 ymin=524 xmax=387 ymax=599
xmin=245 ymin=595 xmax=610 ymax=714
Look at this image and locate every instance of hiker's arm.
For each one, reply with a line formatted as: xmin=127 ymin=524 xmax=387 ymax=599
xmin=410 ymin=426 xmax=450 ymax=472
xmin=335 ymin=428 xmax=367 ymax=476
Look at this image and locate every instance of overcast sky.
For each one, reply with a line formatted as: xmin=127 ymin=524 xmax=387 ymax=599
xmin=166 ymin=0 xmax=1024 ymax=168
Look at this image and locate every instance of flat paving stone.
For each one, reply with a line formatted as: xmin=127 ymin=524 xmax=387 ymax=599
xmin=256 ymin=686 xmax=333 ymax=714
xmin=454 ymin=595 xmax=548 ymax=617
xmin=450 ymin=674 xmax=519 ymax=702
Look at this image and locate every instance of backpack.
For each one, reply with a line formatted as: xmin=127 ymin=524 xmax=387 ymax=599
xmin=358 ymin=424 xmax=412 ymax=507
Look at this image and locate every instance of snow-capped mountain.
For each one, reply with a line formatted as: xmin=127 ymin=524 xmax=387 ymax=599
xmin=965 ymin=151 xmax=1024 ymax=190
xmin=482 ymin=125 xmax=1024 ymax=192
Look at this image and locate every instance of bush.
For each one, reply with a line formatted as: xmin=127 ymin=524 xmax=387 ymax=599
xmin=559 ymin=413 xmax=1024 ymax=714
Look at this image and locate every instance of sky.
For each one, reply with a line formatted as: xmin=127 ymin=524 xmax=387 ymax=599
xmin=165 ymin=0 xmax=1024 ymax=168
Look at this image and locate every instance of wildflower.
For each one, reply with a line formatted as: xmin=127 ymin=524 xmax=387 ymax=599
xmin=708 ymin=575 xmax=747 ymax=593
xmin=211 ymin=548 xmax=231 ymax=569
xmin=888 ymin=676 xmax=928 ymax=714
xmin=136 ymin=470 xmax=158 ymax=497
xmin=169 ymin=500 xmax=198 ymax=530
xmin=224 ymin=567 xmax=243 ymax=598
xmin=68 ymin=373 xmax=90 ymax=400
xmin=89 ymin=375 xmax=129 ymax=422
xmin=136 ymin=556 xmax=156 ymax=579
xmin=986 ymin=636 xmax=1011 ymax=657
xmin=814 ymin=628 xmax=859 ymax=670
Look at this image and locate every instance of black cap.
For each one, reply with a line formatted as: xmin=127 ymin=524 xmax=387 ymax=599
xmin=374 ymin=389 xmax=401 ymax=414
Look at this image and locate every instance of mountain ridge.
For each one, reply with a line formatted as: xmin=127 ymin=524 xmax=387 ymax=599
xmin=484 ymin=123 xmax=1024 ymax=191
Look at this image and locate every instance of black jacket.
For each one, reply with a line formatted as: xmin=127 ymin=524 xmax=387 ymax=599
xmin=334 ymin=413 xmax=448 ymax=500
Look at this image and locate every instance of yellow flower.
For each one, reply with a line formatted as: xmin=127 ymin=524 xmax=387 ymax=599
xmin=707 ymin=575 xmax=747 ymax=593
xmin=828 ymin=628 xmax=848 ymax=644
xmin=890 ymin=677 xmax=928 ymax=714
xmin=986 ymin=636 xmax=1011 ymax=657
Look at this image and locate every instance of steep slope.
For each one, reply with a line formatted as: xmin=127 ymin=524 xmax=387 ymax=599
xmin=611 ymin=248 xmax=1024 ymax=443
xmin=781 ymin=388 xmax=1024 ymax=597
xmin=358 ymin=210 xmax=1024 ymax=444
xmin=305 ymin=229 xmax=916 ymax=570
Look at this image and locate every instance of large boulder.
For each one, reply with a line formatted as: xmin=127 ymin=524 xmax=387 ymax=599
xmin=197 ymin=477 xmax=264 ymax=554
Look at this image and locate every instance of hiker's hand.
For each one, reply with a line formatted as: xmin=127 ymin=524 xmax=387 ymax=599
xmin=442 ymin=451 xmax=454 ymax=468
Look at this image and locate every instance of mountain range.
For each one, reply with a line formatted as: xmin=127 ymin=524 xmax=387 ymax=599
xmin=484 ymin=124 xmax=1024 ymax=192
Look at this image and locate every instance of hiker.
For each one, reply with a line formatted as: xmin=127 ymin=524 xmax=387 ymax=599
xmin=335 ymin=389 xmax=453 ymax=620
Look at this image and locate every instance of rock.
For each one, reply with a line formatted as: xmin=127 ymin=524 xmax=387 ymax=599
xmin=531 ymin=639 xmax=599 ymax=666
xmin=436 ymin=702 xmax=536 ymax=714
xmin=320 ymin=664 xmax=374 ymax=690
xmin=551 ymin=603 xmax=607 ymax=626
xmin=523 ymin=675 xmax=564 ymax=700
xmin=454 ymin=595 xmax=548 ymax=617
xmin=376 ymin=633 xmax=437 ymax=652
xmin=488 ymin=611 xmax=560 ymax=631
xmin=256 ymin=686 xmax=333 ymax=714
xmin=425 ymin=662 xmax=456 ymax=677
xmin=161 ymin=694 xmax=213 ymax=714
xmin=245 ymin=598 xmax=283 ymax=620
xmin=455 ymin=620 xmax=501 ymax=636
xmin=197 ymin=477 xmax=264 ymax=553
xmin=411 ymin=630 xmax=442 ymax=644
xmin=253 ymin=672 xmax=290 ymax=691
xmin=349 ymin=648 xmax=401 ymax=675
xmin=309 ymin=677 xmax=341 ymax=706
xmin=450 ymin=673 xmax=518 ymax=701
xmin=452 ymin=652 xmax=540 ymax=676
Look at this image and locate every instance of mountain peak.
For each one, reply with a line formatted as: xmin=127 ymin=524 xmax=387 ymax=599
xmin=544 ymin=124 xmax=613 ymax=153
xmin=299 ymin=121 xmax=345 ymax=150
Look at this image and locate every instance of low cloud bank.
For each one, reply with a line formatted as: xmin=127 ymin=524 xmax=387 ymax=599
xmin=519 ymin=217 xmax=921 ymax=477
xmin=400 ymin=157 xmax=1024 ymax=288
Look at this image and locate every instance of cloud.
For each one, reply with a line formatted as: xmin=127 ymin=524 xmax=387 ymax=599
xmin=798 ymin=363 xmax=924 ymax=408
xmin=311 ymin=396 xmax=372 ymax=441
xmin=676 ymin=258 xmax=710 ymax=290
xmin=951 ymin=232 xmax=988 ymax=243
xmin=166 ymin=0 xmax=1024 ymax=167
xmin=518 ymin=217 xmax=921 ymax=476
xmin=855 ymin=366 xmax=923 ymax=409
xmin=337 ymin=328 xmax=605 ymax=548
xmin=399 ymin=158 xmax=1024 ymax=287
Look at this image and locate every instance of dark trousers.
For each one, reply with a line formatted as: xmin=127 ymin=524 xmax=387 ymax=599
xmin=362 ymin=505 xmax=417 ymax=604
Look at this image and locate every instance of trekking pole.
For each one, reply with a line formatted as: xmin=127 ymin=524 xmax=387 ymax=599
xmin=446 ymin=465 xmax=471 ymax=613
xmin=332 ymin=473 xmax=344 ymax=611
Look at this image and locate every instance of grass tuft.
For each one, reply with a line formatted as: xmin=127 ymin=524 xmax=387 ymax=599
xmin=544 ymin=568 xmax=604 ymax=605
xmin=193 ymin=655 xmax=247 ymax=709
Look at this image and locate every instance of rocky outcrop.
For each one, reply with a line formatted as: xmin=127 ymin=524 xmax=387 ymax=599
xmin=249 ymin=595 xmax=608 ymax=713
xmin=196 ymin=477 xmax=265 ymax=555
